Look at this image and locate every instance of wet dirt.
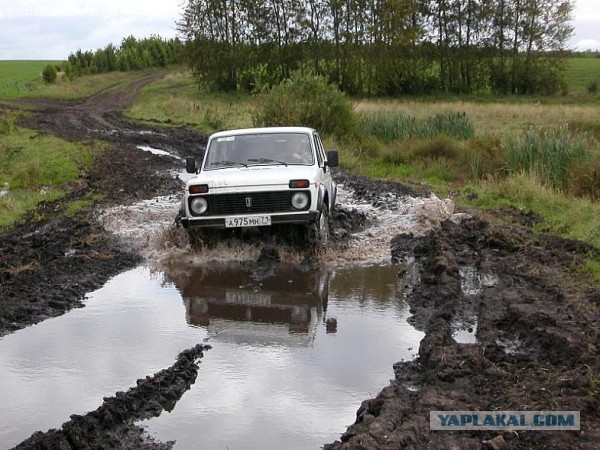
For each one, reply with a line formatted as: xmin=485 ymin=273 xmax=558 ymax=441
xmin=1 ymin=71 xmax=599 ymax=449
xmin=325 ymin=215 xmax=600 ymax=450
xmin=16 ymin=343 xmax=210 ymax=450
xmin=1 ymin=72 xmax=206 ymax=337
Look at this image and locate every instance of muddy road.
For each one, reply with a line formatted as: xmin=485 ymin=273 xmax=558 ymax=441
xmin=1 ymin=72 xmax=599 ymax=449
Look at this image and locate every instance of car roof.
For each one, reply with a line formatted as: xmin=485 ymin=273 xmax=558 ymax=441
xmin=209 ymin=127 xmax=316 ymax=139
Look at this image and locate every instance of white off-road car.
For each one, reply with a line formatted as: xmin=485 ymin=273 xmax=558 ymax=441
xmin=178 ymin=127 xmax=339 ymax=248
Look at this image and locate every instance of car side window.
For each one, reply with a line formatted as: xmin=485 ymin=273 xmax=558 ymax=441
xmin=313 ymin=133 xmax=325 ymax=167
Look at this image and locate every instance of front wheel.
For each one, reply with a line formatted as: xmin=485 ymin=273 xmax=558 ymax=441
xmin=308 ymin=203 xmax=330 ymax=251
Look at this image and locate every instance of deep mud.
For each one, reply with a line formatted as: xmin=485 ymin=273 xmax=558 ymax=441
xmin=324 ymin=212 xmax=600 ymax=449
xmin=2 ymin=71 xmax=599 ymax=449
xmin=1 ymin=72 xmax=206 ymax=338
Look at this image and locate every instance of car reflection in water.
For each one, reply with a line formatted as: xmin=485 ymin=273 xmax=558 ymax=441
xmin=169 ymin=264 xmax=332 ymax=347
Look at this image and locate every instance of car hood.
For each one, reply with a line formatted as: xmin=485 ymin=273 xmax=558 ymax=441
xmin=188 ymin=165 xmax=319 ymax=190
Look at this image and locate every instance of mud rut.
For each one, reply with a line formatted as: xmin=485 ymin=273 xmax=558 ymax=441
xmin=1 ymin=73 xmax=599 ymax=449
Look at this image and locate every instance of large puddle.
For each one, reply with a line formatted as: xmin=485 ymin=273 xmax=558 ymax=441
xmin=1 ymin=162 xmax=472 ymax=447
xmin=0 ymin=263 xmax=423 ymax=449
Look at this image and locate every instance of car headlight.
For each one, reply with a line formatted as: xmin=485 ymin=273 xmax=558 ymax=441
xmin=291 ymin=192 xmax=309 ymax=210
xmin=190 ymin=197 xmax=208 ymax=215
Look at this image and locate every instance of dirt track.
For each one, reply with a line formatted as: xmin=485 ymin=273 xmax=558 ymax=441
xmin=1 ymin=72 xmax=599 ymax=449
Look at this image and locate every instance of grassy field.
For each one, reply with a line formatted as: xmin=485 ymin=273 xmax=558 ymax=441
xmin=0 ymin=65 xmax=162 ymax=228
xmin=355 ymin=100 xmax=600 ymax=136
xmin=0 ymin=60 xmax=59 ymax=97
xmin=126 ymin=70 xmax=255 ymax=133
xmin=2 ymin=57 xmax=598 ymax=101
xmin=0 ymin=60 xmax=158 ymax=99
xmin=127 ymin=70 xmax=600 ymax=137
xmin=0 ymin=113 xmax=100 ymax=228
xmin=565 ymin=57 xmax=600 ymax=93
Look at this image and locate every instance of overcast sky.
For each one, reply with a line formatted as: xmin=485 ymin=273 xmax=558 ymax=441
xmin=0 ymin=0 xmax=599 ymax=60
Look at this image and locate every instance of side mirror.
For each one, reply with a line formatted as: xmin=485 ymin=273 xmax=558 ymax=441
xmin=326 ymin=150 xmax=339 ymax=168
xmin=186 ymin=156 xmax=197 ymax=174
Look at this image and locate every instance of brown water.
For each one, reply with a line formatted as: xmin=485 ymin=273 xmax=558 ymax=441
xmin=0 ymin=263 xmax=423 ymax=449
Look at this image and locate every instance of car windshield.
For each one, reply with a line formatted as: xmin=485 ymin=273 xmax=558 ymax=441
xmin=203 ymin=132 xmax=314 ymax=170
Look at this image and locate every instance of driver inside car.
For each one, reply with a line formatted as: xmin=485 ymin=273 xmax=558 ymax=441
xmin=288 ymin=136 xmax=312 ymax=164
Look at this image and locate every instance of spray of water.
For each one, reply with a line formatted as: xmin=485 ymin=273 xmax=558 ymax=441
xmin=98 ymin=183 xmax=467 ymax=268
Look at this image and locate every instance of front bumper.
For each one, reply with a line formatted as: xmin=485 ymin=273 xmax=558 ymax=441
xmin=180 ymin=212 xmax=319 ymax=229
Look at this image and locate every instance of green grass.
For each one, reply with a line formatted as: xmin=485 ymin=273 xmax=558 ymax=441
xmin=0 ymin=190 xmax=65 ymax=228
xmin=0 ymin=117 xmax=98 ymax=228
xmin=565 ymin=58 xmax=600 ymax=94
xmin=503 ymin=126 xmax=592 ymax=190
xmin=62 ymin=195 xmax=104 ymax=217
xmin=0 ymin=61 xmax=163 ymax=100
xmin=357 ymin=111 xmax=475 ymax=142
xmin=0 ymin=61 xmax=60 ymax=97
xmin=126 ymin=70 xmax=255 ymax=133
xmin=461 ymin=174 xmax=600 ymax=247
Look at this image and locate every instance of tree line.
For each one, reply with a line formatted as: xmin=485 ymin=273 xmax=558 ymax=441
xmin=177 ymin=0 xmax=574 ymax=95
xmin=43 ymin=36 xmax=183 ymax=83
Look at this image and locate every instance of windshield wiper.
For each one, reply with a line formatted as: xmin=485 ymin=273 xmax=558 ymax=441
xmin=209 ymin=160 xmax=248 ymax=168
xmin=247 ymin=158 xmax=288 ymax=166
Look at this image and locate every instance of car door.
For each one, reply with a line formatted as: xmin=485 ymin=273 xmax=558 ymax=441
xmin=313 ymin=132 xmax=335 ymax=209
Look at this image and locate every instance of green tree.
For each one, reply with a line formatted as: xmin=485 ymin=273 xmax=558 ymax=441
xmin=42 ymin=64 xmax=57 ymax=83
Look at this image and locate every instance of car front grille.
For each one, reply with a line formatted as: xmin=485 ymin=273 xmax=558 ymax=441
xmin=190 ymin=191 xmax=310 ymax=216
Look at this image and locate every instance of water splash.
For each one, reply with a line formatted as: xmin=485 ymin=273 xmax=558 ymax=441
xmin=137 ymin=145 xmax=183 ymax=160
xmin=98 ymin=181 xmax=466 ymax=268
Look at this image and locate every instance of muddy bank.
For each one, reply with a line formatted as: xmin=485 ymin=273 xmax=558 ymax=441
xmin=15 ymin=344 xmax=210 ymax=450
xmin=1 ymin=73 xmax=207 ymax=337
xmin=325 ymin=213 xmax=600 ymax=449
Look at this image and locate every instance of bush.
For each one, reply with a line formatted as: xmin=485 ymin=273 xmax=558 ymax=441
xmin=588 ymin=81 xmax=599 ymax=94
xmin=252 ymin=71 xmax=357 ymax=140
xmin=503 ymin=126 xmax=591 ymax=191
xmin=425 ymin=112 xmax=475 ymax=140
xmin=0 ymin=113 xmax=16 ymax=135
xmin=42 ymin=64 xmax=57 ymax=84
xmin=409 ymin=136 xmax=460 ymax=161
xmin=568 ymin=154 xmax=600 ymax=201
xmin=380 ymin=141 xmax=410 ymax=166
xmin=460 ymin=136 xmax=505 ymax=179
xmin=358 ymin=112 xmax=418 ymax=143
xmin=358 ymin=111 xmax=475 ymax=143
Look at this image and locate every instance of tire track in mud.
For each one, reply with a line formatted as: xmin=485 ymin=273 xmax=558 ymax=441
xmin=2 ymin=72 xmax=213 ymax=449
xmin=15 ymin=344 xmax=211 ymax=450
xmin=1 ymin=71 xmax=207 ymax=338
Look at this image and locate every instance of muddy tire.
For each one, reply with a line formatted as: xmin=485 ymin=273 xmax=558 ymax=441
xmin=308 ymin=203 xmax=330 ymax=251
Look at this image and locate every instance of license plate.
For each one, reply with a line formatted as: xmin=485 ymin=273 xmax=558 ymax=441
xmin=225 ymin=291 xmax=272 ymax=306
xmin=225 ymin=215 xmax=271 ymax=228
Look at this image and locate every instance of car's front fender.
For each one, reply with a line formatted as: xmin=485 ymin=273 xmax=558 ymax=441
xmin=316 ymin=183 xmax=329 ymax=213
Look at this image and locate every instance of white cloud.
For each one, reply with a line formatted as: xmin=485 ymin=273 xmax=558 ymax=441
xmin=574 ymin=0 xmax=600 ymax=21
xmin=575 ymin=38 xmax=600 ymax=51
xmin=0 ymin=0 xmax=599 ymax=59
xmin=0 ymin=0 xmax=181 ymax=59
xmin=569 ymin=19 xmax=600 ymax=51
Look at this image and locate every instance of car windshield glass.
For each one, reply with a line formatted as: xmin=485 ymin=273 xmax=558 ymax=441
xmin=203 ymin=132 xmax=314 ymax=169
